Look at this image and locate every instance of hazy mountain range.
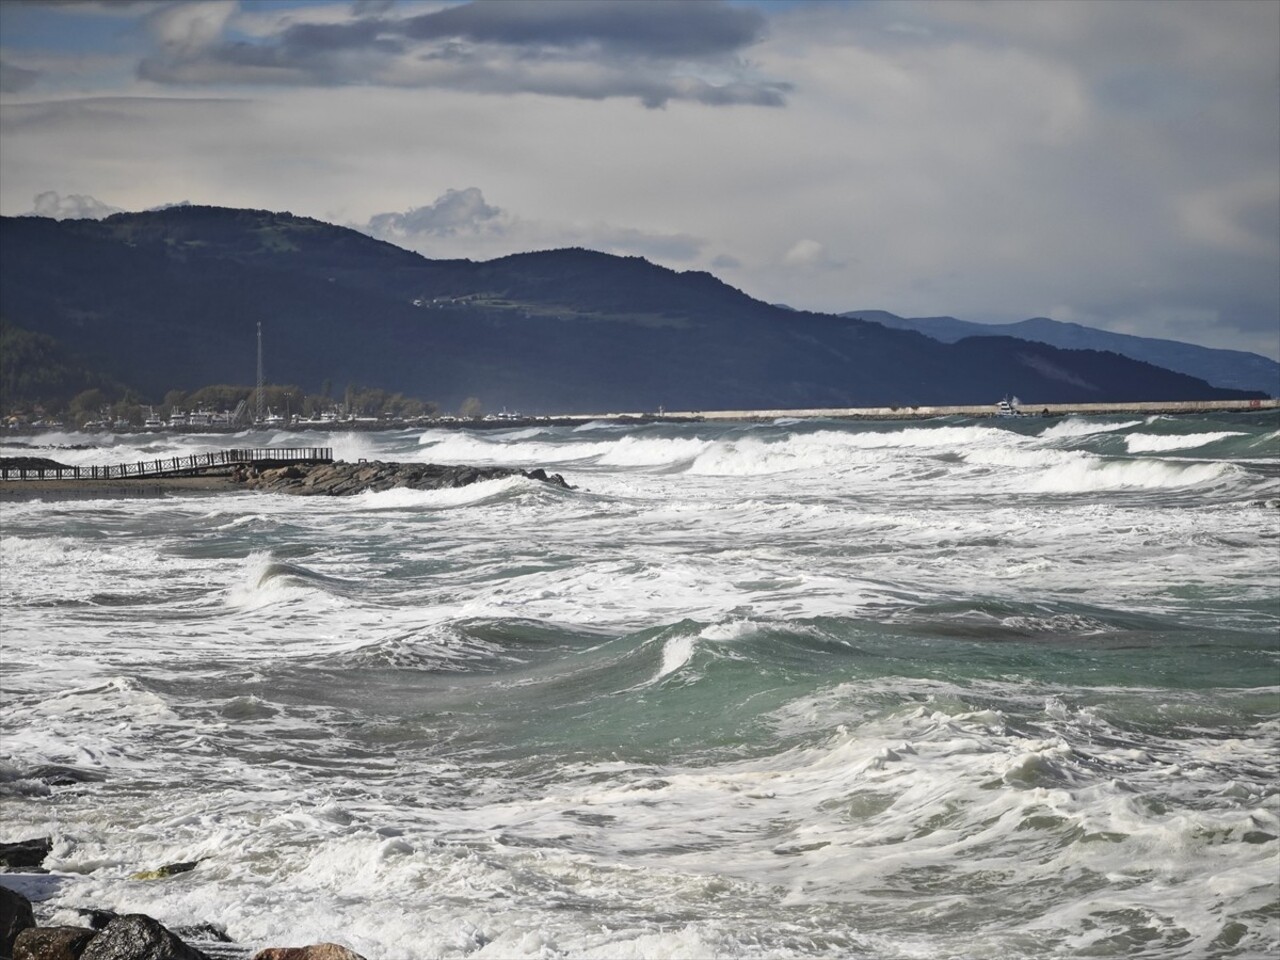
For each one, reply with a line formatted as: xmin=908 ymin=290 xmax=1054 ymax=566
xmin=0 ymin=206 xmax=1267 ymax=414
xmin=843 ymin=310 xmax=1278 ymax=398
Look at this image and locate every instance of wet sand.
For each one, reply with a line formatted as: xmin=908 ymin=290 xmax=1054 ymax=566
xmin=0 ymin=476 xmax=242 ymax=501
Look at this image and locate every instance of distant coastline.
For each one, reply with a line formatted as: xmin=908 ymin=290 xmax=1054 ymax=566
xmin=4 ymin=397 xmax=1274 ymax=439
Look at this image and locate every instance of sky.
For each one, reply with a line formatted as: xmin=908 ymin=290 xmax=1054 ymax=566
xmin=1 ymin=0 xmax=1277 ymax=360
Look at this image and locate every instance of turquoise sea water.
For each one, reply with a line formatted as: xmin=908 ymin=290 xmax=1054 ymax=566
xmin=1 ymin=413 xmax=1277 ymax=958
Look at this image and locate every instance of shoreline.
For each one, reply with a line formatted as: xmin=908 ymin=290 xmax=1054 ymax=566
xmin=0 ymin=476 xmax=241 ymax=501
xmin=1 ymin=398 xmax=1274 ymax=439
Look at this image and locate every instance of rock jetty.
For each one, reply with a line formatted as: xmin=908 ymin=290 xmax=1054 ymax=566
xmin=234 ymin=460 xmax=569 ymax=496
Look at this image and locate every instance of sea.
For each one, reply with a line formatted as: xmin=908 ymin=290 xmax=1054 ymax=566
xmin=1 ymin=412 xmax=1277 ymax=959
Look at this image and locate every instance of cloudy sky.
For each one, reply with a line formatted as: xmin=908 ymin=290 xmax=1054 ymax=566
xmin=2 ymin=0 xmax=1277 ymax=359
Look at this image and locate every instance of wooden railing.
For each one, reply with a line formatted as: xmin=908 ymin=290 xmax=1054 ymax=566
xmin=1 ymin=447 xmax=333 ymax=481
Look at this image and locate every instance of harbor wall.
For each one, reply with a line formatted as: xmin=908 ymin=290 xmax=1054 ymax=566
xmin=592 ymin=398 xmax=1279 ymax=423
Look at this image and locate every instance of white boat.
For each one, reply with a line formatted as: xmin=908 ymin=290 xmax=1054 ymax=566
xmin=143 ymin=408 xmax=164 ymax=429
xmin=995 ymin=396 xmax=1021 ymax=417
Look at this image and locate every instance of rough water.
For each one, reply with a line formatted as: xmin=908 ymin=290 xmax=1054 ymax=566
xmin=1 ymin=413 xmax=1277 ymax=959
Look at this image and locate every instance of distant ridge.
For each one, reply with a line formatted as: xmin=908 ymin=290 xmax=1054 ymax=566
xmin=844 ymin=310 xmax=1279 ymax=398
xmin=0 ymin=206 xmax=1266 ymax=413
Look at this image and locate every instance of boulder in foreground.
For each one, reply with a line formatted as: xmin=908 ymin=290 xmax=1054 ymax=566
xmin=1 ymin=886 xmax=35 ymax=958
xmin=13 ymin=925 xmax=95 ymax=960
xmin=78 ymin=915 xmax=209 ymax=960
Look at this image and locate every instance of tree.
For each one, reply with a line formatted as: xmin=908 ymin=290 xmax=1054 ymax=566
xmin=163 ymin=389 xmax=187 ymax=414
xmin=69 ymin=388 xmax=107 ymax=424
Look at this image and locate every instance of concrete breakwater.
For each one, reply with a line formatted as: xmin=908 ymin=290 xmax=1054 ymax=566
xmin=606 ymin=397 xmax=1279 ymax=423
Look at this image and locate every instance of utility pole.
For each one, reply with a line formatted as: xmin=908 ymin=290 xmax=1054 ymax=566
xmin=256 ymin=322 xmax=265 ymax=424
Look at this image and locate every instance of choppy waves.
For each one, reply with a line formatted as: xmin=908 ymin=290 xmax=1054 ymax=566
xmin=2 ymin=413 xmax=1278 ymax=958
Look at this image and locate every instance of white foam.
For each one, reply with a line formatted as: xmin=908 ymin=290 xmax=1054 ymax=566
xmin=1123 ymin=431 xmax=1246 ymax=452
xmin=656 ymin=635 xmax=696 ymax=680
xmin=330 ymin=431 xmax=384 ymax=463
xmin=963 ymin=445 xmax=1233 ymax=491
xmin=349 ymin=475 xmax=531 ymax=509
xmin=223 ymin=551 xmax=346 ymax=611
xmin=1036 ymin=418 xmax=1143 ymax=441
xmin=4 ymin=416 xmax=1278 ymax=960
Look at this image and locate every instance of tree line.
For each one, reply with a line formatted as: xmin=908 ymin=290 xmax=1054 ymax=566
xmin=0 ymin=320 xmax=493 ymax=427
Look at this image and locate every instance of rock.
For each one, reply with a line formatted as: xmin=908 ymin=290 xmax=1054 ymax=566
xmin=128 ymin=860 xmax=201 ymax=881
xmin=73 ymin=913 xmax=115 ymax=933
xmin=0 ymin=840 xmax=51 ymax=871
xmin=235 ymin=460 xmax=570 ymax=496
xmin=0 ymin=886 xmax=36 ymax=958
xmin=0 ymin=458 xmax=71 ymax=473
xmin=79 ymin=915 xmax=209 ymax=960
xmin=13 ymin=926 xmax=95 ymax=960
xmin=171 ymin=925 xmax=231 ymax=945
xmin=252 ymin=945 xmax=366 ymax=960
xmin=25 ymin=766 xmax=105 ymax=787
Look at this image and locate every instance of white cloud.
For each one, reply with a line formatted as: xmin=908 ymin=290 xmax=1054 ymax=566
xmin=360 ymin=187 xmax=703 ymax=263
xmin=366 ymin=187 xmax=508 ymax=240
xmin=782 ymin=239 xmax=844 ymax=271
xmin=29 ymin=190 xmax=121 ymax=220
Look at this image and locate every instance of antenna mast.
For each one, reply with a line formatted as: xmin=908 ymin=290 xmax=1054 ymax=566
xmin=256 ymin=322 xmax=265 ymax=424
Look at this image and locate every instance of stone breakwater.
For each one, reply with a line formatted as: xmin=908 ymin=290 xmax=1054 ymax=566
xmin=234 ymin=460 xmax=570 ymax=495
xmin=0 ymin=459 xmax=571 ymax=500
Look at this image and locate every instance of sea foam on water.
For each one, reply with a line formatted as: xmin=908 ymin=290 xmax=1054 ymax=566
xmin=1 ymin=412 xmax=1277 ymax=958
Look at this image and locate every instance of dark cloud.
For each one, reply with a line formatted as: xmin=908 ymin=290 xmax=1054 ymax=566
xmin=0 ymin=60 xmax=41 ymax=94
xmin=397 ymin=0 xmax=765 ymax=59
xmin=135 ymin=0 xmax=788 ymax=107
xmin=7 ymin=1 xmax=155 ymax=8
xmin=351 ymin=0 xmax=398 ymax=16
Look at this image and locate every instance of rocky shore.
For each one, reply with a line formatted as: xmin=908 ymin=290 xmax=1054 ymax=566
xmin=233 ymin=459 xmax=570 ymax=495
xmin=1 ymin=839 xmax=363 ymax=960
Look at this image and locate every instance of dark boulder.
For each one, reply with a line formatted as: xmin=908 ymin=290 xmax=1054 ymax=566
xmin=0 ymin=840 xmax=50 ymax=871
xmin=0 ymin=458 xmax=70 ymax=473
xmin=0 ymin=886 xmax=35 ymax=959
xmin=78 ymin=915 xmax=209 ymax=960
xmin=25 ymin=767 xmax=105 ymax=788
xmin=13 ymin=926 xmax=94 ymax=960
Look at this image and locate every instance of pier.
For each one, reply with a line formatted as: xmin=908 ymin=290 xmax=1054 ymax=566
xmin=0 ymin=447 xmax=333 ymax=482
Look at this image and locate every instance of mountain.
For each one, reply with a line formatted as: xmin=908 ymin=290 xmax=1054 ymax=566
xmin=844 ymin=310 xmax=1279 ymax=398
xmin=0 ymin=206 xmax=1265 ymax=413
